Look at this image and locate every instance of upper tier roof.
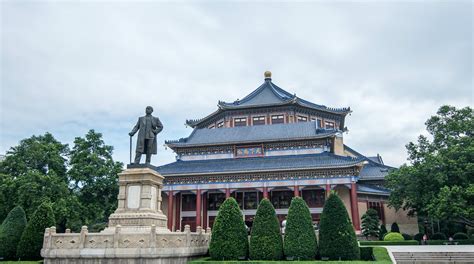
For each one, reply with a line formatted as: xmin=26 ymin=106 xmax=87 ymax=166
xmin=156 ymin=152 xmax=364 ymax=176
xmin=186 ymin=72 xmax=351 ymax=127
xmin=165 ymin=121 xmax=338 ymax=148
xmin=344 ymin=145 xmax=394 ymax=180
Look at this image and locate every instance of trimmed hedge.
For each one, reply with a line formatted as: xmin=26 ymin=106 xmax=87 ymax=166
xmin=383 ymin=232 xmax=404 ymax=241
xmin=431 ymin=232 xmax=447 ymax=240
xmin=17 ymin=202 xmax=55 ymax=260
xmin=426 ymin=239 xmax=474 ymax=245
xmin=249 ymin=198 xmax=283 ymax=260
xmin=283 ymin=197 xmax=317 ymax=260
xmin=209 ymin=198 xmax=248 ymax=260
xmin=453 ymin=232 xmax=469 ymax=240
xmin=0 ymin=206 xmax=27 ymax=260
xmin=359 ymin=247 xmax=374 ymax=261
xmin=319 ymin=192 xmax=359 ymax=260
xmin=359 ymin=240 xmax=419 ymax=245
xmin=390 ymin=222 xmax=400 ymax=233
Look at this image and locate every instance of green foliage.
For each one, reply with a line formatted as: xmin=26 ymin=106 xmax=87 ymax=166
xmin=359 ymin=247 xmax=374 ymax=261
xmin=401 ymin=233 xmax=412 ymax=240
xmin=390 ymin=222 xmax=400 ymax=233
xmin=249 ymin=198 xmax=283 ymax=260
xmin=209 ymin=198 xmax=248 ymax=260
xmin=319 ymin=192 xmax=359 ymax=260
xmin=431 ymin=232 xmax=447 ymax=240
xmin=378 ymin=224 xmax=387 ymax=241
xmin=383 ymin=232 xmax=404 ymax=241
xmin=68 ymin=130 xmax=123 ymax=226
xmin=453 ymin=232 xmax=469 ymax=240
xmin=0 ymin=206 xmax=27 ymax=260
xmin=361 ymin=209 xmax=380 ymax=239
xmin=17 ymin=202 xmax=55 ymax=260
xmin=359 ymin=240 xmax=419 ymax=246
xmin=413 ymin=233 xmax=424 ymax=242
xmin=386 ymin=106 xmax=474 ymax=227
xmin=283 ymin=197 xmax=317 ymax=260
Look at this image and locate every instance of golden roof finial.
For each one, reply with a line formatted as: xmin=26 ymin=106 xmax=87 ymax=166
xmin=264 ymin=71 xmax=272 ymax=79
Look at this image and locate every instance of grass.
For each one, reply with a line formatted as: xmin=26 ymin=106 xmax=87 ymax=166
xmin=0 ymin=262 xmax=41 ymax=264
xmin=190 ymin=247 xmax=393 ymax=263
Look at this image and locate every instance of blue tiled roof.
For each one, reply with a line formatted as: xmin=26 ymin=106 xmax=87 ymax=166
xmin=357 ymin=184 xmax=390 ymax=195
xmin=218 ymin=79 xmax=350 ymax=113
xmin=186 ymin=78 xmax=350 ymax=127
xmin=156 ymin=152 xmax=365 ymax=176
xmin=166 ymin=121 xmax=337 ymax=147
xmin=344 ymin=145 xmax=394 ymax=180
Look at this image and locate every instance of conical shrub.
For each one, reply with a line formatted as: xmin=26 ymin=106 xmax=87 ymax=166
xmin=209 ymin=197 xmax=248 ymax=260
xmin=283 ymin=197 xmax=317 ymax=260
xmin=0 ymin=206 xmax=27 ymax=260
xmin=17 ymin=202 xmax=55 ymax=260
xmin=319 ymin=192 xmax=360 ymax=260
xmin=249 ymin=198 xmax=283 ymax=260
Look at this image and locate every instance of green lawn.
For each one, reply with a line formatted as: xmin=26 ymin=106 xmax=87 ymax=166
xmin=0 ymin=262 xmax=41 ymax=264
xmin=190 ymin=247 xmax=393 ymax=263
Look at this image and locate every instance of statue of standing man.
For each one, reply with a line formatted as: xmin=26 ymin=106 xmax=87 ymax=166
xmin=129 ymin=106 xmax=163 ymax=164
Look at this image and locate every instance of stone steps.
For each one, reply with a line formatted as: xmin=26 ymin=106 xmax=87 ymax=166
xmin=393 ymin=252 xmax=474 ymax=264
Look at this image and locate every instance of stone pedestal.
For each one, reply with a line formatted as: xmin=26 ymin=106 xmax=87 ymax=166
xmin=41 ymin=164 xmax=210 ymax=264
xmin=107 ymin=165 xmax=167 ymax=231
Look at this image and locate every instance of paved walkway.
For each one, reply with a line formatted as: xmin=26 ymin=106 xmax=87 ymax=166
xmin=385 ymin=245 xmax=474 ymax=252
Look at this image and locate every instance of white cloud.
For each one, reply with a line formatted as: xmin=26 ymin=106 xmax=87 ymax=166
xmin=1 ymin=1 xmax=472 ymax=167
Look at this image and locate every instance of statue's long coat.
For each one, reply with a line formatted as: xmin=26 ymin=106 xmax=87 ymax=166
xmin=130 ymin=115 xmax=163 ymax=154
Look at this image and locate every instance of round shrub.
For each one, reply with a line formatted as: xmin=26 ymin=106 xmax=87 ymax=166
xmin=209 ymin=198 xmax=248 ymax=260
xmin=453 ymin=232 xmax=469 ymax=240
xmin=390 ymin=222 xmax=400 ymax=233
xmin=0 ymin=206 xmax=27 ymax=260
xmin=16 ymin=202 xmax=55 ymax=260
xmin=431 ymin=232 xmax=447 ymax=240
xmin=249 ymin=198 xmax=283 ymax=260
xmin=379 ymin=224 xmax=388 ymax=241
xmin=414 ymin=233 xmax=424 ymax=242
xmin=402 ymin=233 xmax=413 ymax=240
xmin=383 ymin=232 xmax=404 ymax=241
xmin=319 ymin=192 xmax=359 ymax=260
xmin=284 ymin=197 xmax=317 ymax=260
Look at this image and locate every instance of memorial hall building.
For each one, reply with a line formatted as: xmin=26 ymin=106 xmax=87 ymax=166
xmin=157 ymin=72 xmax=417 ymax=234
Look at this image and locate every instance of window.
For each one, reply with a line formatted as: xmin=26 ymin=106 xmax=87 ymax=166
xmin=208 ymin=193 xmax=226 ymax=211
xmin=235 ymin=145 xmax=263 ymax=158
xmin=317 ymin=119 xmax=323 ymax=128
xmin=271 ymin=190 xmax=293 ymax=209
xmin=235 ymin=191 xmax=259 ymax=210
xmin=217 ymin=121 xmax=224 ymax=128
xmin=271 ymin=115 xmax=284 ymax=124
xmin=234 ymin=117 xmax=247 ymax=127
xmin=252 ymin=116 xmax=266 ymax=125
xmin=297 ymin=115 xmax=308 ymax=122
xmin=302 ymin=189 xmax=325 ymax=208
xmin=181 ymin=194 xmax=196 ymax=211
xmin=325 ymin=121 xmax=335 ymax=129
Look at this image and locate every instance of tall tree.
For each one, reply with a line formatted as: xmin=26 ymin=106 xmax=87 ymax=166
xmin=68 ymin=130 xmax=123 ymax=226
xmin=361 ymin=209 xmax=380 ymax=240
xmin=387 ymin=105 xmax=474 ymax=227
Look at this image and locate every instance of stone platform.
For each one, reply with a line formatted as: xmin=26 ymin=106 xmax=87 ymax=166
xmin=41 ymin=166 xmax=210 ymax=264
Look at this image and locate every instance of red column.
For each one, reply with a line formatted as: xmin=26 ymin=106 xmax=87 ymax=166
xmin=263 ymin=186 xmax=268 ymax=199
xmin=196 ymin=189 xmax=202 ymax=228
xmin=326 ymin=183 xmax=331 ymax=197
xmin=175 ymin=193 xmax=181 ymax=231
xmin=225 ymin=188 xmax=230 ymax=198
xmin=294 ymin=185 xmax=299 ymax=197
xmin=167 ymin=191 xmax=173 ymax=231
xmin=202 ymin=193 xmax=208 ymax=229
xmin=350 ymin=182 xmax=361 ymax=231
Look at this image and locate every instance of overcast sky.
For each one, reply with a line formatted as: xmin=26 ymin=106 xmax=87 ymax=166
xmin=1 ymin=1 xmax=472 ymax=167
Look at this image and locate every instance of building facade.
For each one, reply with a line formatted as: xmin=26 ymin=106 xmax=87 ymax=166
xmin=157 ymin=72 xmax=418 ymax=234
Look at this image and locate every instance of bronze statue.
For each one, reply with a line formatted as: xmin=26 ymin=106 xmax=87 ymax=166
xmin=129 ymin=106 xmax=163 ymax=164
